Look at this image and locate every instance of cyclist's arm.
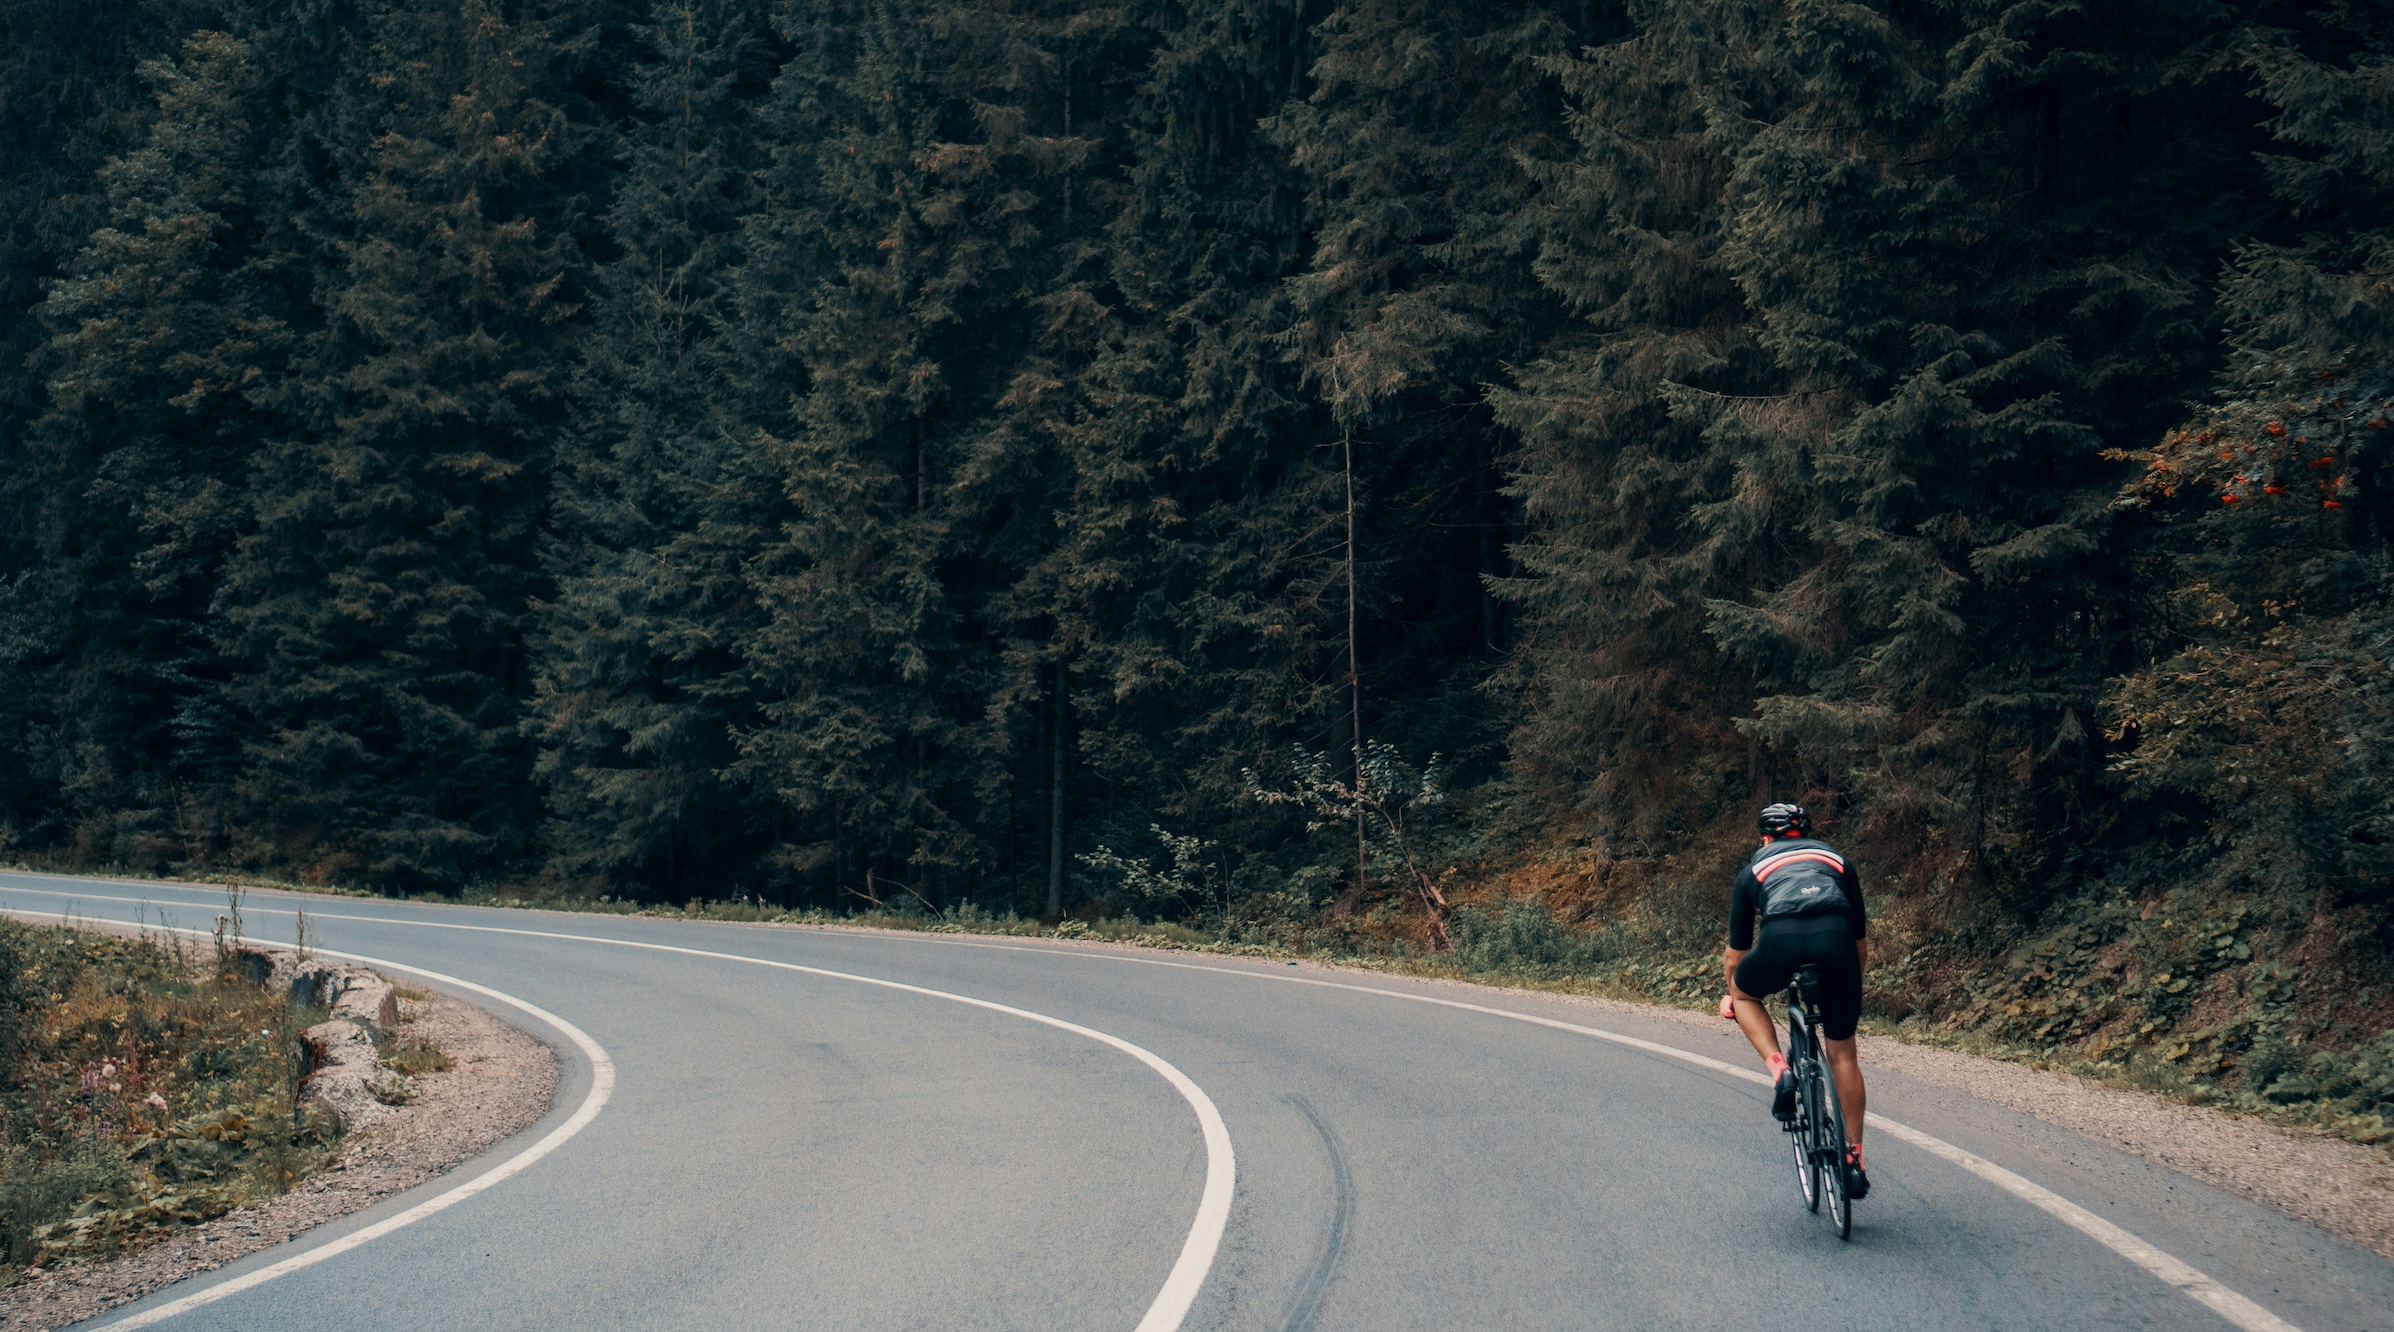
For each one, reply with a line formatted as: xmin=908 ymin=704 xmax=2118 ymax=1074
xmin=1724 ymin=868 xmax=1760 ymax=989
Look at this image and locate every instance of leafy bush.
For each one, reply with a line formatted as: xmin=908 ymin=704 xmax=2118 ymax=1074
xmin=1448 ymin=899 xmax=1618 ymax=977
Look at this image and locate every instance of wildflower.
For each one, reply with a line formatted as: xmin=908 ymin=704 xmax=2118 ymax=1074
xmin=2265 ymin=422 xmax=2286 ymax=436
xmin=2324 ymin=500 xmax=2345 ymax=509
xmin=145 ymin=1092 xmax=168 ymax=1111
xmin=2264 ymin=484 xmax=2287 ymax=495
xmin=2313 ymin=456 xmax=2334 ymax=468
xmin=2222 ymin=493 xmax=2240 ymax=504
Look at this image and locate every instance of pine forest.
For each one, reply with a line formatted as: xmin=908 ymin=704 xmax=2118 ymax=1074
xmin=4 ymin=0 xmax=2393 ymax=1126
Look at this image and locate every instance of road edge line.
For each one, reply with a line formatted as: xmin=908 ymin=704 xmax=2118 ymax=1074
xmin=5 ymin=881 xmax=2282 ymax=1331
xmin=1 ymin=895 xmax=1234 ymax=1332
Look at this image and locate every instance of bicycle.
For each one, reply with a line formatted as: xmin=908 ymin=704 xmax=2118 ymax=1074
xmin=1781 ymin=962 xmax=1854 ymax=1239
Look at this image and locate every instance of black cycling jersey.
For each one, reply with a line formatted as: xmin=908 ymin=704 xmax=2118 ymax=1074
xmin=1729 ymin=835 xmax=1867 ymax=1041
xmin=1728 ymin=837 xmax=1866 ymax=951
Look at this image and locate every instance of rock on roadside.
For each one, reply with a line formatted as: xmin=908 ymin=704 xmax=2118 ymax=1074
xmin=277 ymin=958 xmax=408 ymax=1132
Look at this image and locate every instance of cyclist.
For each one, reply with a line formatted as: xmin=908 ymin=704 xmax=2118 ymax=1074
xmin=1717 ymin=802 xmax=1871 ymax=1198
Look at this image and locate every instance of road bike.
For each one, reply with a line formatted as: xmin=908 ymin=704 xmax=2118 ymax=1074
xmin=1782 ymin=963 xmax=1854 ymax=1239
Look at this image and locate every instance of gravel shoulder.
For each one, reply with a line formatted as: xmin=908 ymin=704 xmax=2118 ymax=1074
xmin=1856 ymin=1033 xmax=2394 ymax=1261
xmin=0 ymin=982 xmax=557 ymax=1331
xmin=1327 ymin=954 xmax=2394 ymax=1262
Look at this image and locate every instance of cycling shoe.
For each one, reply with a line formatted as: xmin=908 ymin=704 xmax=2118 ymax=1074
xmin=1770 ymin=1069 xmax=1798 ymax=1122
xmin=1844 ymin=1147 xmax=1871 ymax=1199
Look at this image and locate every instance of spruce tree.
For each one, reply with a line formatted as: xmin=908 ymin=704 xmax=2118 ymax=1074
xmin=0 ymin=0 xmax=256 ymax=848
xmin=1246 ymin=0 xmax=1601 ymax=908
xmin=217 ymin=0 xmax=600 ymax=889
xmin=0 ymin=0 xmax=2381 ymax=961
xmin=20 ymin=29 xmax=305 ymax=864
xmin=1497 ymin=1 xmax=2274 ymax=929
xmin=964 ymin=0 xmax=1326 ymax=910
xmin=531 ymin=0 xmax=773 ymax=897
xmin=727 ymin=0 xmax=1068 ymax=901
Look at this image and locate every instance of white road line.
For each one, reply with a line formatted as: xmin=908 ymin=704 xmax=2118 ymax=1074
xmin=909 ymin=936 xmax=2307 ymax=1332
xmin=0 ymin=889 xmax=1235 ymax=1332
xmin=0 ymin=879 xmax=2299 ymax=1332
xmin=0 ymin=910 xmax=617 ymax=1331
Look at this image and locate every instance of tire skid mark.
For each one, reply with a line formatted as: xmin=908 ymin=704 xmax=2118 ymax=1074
xmin=1277 ymin=1095 xmax=1352 ymax=1332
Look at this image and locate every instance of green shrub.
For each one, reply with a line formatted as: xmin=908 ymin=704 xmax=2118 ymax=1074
xmin=378 ymin=1036 xmax=451 ymax=1077
xmin=1448 ymin=899 xmax=1619 ymax=976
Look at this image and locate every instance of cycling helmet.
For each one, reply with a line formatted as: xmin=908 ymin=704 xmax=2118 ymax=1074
xmin=1756 ymin=802 xmax=1811 ymax=838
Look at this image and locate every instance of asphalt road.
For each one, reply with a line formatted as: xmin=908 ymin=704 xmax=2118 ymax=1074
xmin=2 ymin=870 xmax=2387 ymax=1331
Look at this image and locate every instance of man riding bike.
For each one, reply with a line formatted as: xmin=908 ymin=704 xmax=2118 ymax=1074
xmin=1718 ymin=802 xmax=1871 ymax=1198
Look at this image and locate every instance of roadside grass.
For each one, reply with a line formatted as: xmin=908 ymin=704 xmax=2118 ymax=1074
xmin=0 ymin=919 xmax=337 ymax=1279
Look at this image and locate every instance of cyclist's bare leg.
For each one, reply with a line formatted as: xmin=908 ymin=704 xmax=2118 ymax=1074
xmin=1722 ymin=947 xmax=1782 ymax=1065
xmin=1822 ymin=1036 xmax=1866 ymax=1147
xmin=1727 ymin=982 xmax=1781 ymax=1064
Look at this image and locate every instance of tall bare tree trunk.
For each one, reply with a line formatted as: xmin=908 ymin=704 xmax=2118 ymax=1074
xmin=1346 ymin=432 xmax=1364 ymax=899
xmin=1046 ymin=661 xmax=1066 ymax=917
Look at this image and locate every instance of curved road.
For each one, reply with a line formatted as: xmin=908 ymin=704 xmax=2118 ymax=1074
xmin=1 ymin=871 xmax=2386 ymax=1331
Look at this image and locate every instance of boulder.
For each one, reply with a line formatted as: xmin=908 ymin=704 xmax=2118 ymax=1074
xmin=331 ymin=977 xmax=400 ymax=1034
xmin=300 ymin=1018 xmax=393 ymax=1132
xmin=289 ymin=964 xmax=410 ymax=1131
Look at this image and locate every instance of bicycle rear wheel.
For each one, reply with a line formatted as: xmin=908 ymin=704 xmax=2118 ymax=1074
xmin=1789 ymin=1087 xmax=1818 ymax=1212
xmin=1784 ymin=1017 xmax=1819 ymax=1212
xmin=1816 ymin=1061 xmax=1853 ymax=1240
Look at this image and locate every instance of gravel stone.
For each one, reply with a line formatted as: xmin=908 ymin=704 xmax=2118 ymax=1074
xmin=1857 ymin=1034 xmax=2394 ymax=1261
xmin=1327 ymin=955 xmax=2394 ymax=1261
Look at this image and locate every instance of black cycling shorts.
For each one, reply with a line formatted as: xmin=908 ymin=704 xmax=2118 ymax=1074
xmin=1733 ymin=915 xmax=1862 ymax=1041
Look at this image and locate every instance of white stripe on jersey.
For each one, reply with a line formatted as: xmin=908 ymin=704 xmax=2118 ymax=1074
xmin=1754 ymin=848 xmax=1845 ymax=879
